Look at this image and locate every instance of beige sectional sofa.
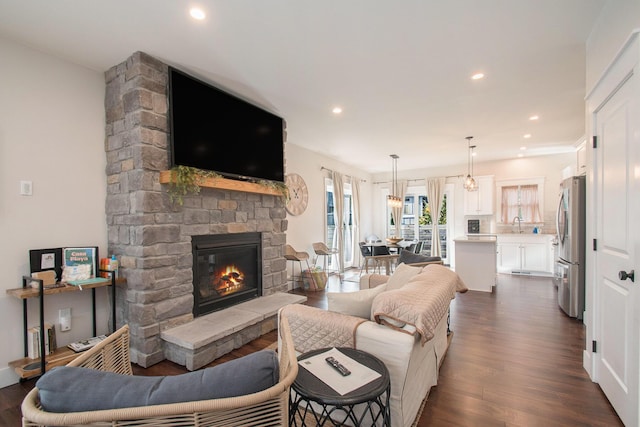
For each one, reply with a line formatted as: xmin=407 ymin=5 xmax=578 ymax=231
xmin=280 ymin=263 xmax=467 ymax=427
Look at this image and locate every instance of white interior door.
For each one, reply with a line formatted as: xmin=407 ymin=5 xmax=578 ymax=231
xmin=593 ymin=49 xmax=639 ymax=426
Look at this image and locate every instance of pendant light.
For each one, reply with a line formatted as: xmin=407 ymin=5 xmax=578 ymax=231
xmin=387 ymin=154 xmax=403 ymax=208
xmin=464 ymin=136 xmax=478 ymax=192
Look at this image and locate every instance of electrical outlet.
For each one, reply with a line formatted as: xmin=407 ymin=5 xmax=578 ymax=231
xmin=59 ymin=308 xmax=71 ymax=331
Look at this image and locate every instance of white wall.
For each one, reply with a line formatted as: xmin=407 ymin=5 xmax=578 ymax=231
xmin=0 ymin=38 xmax=108 ymax=387
xmin=284 ymin=143 xmax=373 ymax=282
xmin=586 ymin=0 xmax=640 ymax=92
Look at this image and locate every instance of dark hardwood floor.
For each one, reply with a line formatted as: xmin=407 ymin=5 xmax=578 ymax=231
xmin=0 ymin=271 xmax=622 ymax=426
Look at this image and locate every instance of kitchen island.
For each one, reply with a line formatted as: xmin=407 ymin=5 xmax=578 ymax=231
xmin=454 ymin=235 xmax=497 ymax=292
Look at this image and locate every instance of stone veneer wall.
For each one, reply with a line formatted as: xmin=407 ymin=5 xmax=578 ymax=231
xmin=104 ymin=52 xmax=289 ymax=367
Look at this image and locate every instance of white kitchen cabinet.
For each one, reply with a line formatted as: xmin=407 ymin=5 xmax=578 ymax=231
xmin=463 ymin=175 xmax=494 ymax=215
xmin=497 ymin=242 xmax=520 ymax=272
xmin=522 ymin=242 xmax=548 ymax=271
xmin=454 ymin=236 xmax=497 ymax=292
xmin=496 ymin=235 xmax=553 ymax=275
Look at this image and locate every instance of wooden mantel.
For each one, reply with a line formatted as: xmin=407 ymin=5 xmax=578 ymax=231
xmin=159 ymin=170 xmax=283 ymax=196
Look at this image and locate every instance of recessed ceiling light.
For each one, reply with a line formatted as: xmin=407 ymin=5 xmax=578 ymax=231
xmin=523 ymin=134 xmax=531 ymax=139
xmin=471 ymin=73 xmax=484 ymax=80
xmin=332 ymin=107 xmax=343 ymax=114
xmin=518 ymin=153 xmax=524 ymax=158
xmin=520 ymin=146 xmax=527 ymax=150
xmin=190 ymin=8 xmax=206 ymax=20
xmin=529 ymin=115 xmax=539 ymax=121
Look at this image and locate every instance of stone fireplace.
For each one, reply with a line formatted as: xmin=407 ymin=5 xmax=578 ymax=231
xmin=104 ymin=52 xmax=289 ymax=367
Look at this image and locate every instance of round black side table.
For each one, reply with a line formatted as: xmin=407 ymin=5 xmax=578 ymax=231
xmin=289 ymin=347 xmax=390 ymax=427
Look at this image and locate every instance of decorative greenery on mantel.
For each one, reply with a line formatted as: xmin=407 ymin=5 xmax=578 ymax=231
xmin=256 ymin=179 xmax=289 ymax=201
xmin=160 ymin=166 xmax=288 ymax=205
xmin=165 ymin=166 xmax=220 ymax=206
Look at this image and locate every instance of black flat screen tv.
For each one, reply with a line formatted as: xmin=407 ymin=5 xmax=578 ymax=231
xmin=168 ymin=67 xmax=285 ymax=183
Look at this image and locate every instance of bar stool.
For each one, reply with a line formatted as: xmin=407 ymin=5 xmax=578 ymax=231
xmin=312 ymin=242 xmax=339 ymax=274
xmin=284 ymin=244 xmax=313 ymax=289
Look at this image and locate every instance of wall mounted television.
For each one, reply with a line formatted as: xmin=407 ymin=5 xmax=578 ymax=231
xmin=168 ymin=67 xmax=285 ymax=183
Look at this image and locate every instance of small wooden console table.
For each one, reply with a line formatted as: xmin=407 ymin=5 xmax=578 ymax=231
xmin=6 ymin=273 xmax=119 ymax=379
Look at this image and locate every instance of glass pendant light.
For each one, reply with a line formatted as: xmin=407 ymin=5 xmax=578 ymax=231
xmin=387 ymin=154 xmax=402 ymax=208
xmin=464 ymin=136 xmax=478 ymax=192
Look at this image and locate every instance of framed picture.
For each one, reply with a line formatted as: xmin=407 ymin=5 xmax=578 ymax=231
xmin=29 ymin=248 xmax=63 ymax=282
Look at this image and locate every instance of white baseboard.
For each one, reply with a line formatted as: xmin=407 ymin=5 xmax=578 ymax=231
xmin=0 ymin=365 xmax=20 ymax=389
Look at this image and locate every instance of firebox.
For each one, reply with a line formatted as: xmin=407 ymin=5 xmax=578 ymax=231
xmin=192 ymin=232 xmax=262 ymax=317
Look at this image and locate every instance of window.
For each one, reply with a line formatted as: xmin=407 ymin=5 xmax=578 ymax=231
xmin=419 ymin=194 xmax=447 ymax=226
xmin=497 ymin=178 xmax=544 ymax=223
xmin=390 ymin=190 xmax=449 ymax=259
xmin=325 ymin=179 xmax=354 ymax=269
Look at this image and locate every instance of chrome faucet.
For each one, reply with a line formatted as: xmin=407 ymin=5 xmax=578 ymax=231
xmin=512 ymin=216 xmax=523 ymax=233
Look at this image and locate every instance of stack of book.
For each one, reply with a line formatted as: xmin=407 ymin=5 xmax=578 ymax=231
xmin=27 ymin=323 xmax=57 ymax=359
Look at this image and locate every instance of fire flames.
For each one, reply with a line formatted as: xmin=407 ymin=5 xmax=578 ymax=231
xmin=213 ymin=265 xmax=245 ymax=296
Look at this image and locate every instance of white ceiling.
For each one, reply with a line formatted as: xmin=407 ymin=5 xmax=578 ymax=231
xmin=0 ymin=0 xmax=606 ymax=173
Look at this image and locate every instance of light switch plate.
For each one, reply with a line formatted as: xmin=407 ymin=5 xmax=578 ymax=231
xmin=20 ymin=180 xmax=33 ymax=196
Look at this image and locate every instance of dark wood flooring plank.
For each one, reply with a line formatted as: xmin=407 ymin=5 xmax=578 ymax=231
xmin=419 ymin=273 xmax=622 ymax=426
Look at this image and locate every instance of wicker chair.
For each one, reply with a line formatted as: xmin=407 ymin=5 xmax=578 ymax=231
xmin=22 ymin=316 xmax=299 ymax=427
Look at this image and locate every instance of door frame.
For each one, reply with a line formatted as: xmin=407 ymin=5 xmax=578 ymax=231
xmin=584 ymin=30 xmax=640 ymax=426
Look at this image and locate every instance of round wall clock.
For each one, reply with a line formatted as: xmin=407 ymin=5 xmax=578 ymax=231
xmin=285 ymin=173 xmax=309 ymax=216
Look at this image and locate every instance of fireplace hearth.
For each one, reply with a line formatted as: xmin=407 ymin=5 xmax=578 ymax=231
xmin=192 ymin=232 xmax=262 ymax=317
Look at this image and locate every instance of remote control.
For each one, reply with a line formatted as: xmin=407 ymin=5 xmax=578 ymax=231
xmin=325 ymin=356 xmax=351 ymax=376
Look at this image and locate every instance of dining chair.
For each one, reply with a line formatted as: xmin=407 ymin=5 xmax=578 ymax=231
xmin=372 ymin=245 xmax=400 ymax=274
xmin=359 ymin=242 xmax=380 ymax=275
xmin=414 ymin=241 xmax=423 ymax=254
xmin=372 ymin=245 xmax=390 ymax=256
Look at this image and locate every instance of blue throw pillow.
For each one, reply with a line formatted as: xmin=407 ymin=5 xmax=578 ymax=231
xmin=36 ymin=349 xmax=279 ymax=413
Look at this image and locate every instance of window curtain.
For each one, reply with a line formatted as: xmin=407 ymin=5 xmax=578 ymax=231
xmin=390 ymin=180 xmax=408 ymax=237
xmin=501 ymin=185 xmax=519 ymax=223
xmin=520 ymin=184 xmax=542 ymax=222
xmin=351 ymin=177 xmax=361 ymax=268
xmin=426 ymin=177 xmax=445 ymax=257
xmin=501 ymin=185 xmax=541 ymax=223
xmin=331 ymin=171 xmax=344 ymax=273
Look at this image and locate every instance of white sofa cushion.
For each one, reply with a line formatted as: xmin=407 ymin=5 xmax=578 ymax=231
xmin=385 ymin=262 xmax=423 ymax=290
xmin=327 ymin=284 xmax=388 ymax=319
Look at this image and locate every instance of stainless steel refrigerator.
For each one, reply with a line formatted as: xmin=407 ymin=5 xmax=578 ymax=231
xmin=554 ymin=175 xmax=586 ymax=319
